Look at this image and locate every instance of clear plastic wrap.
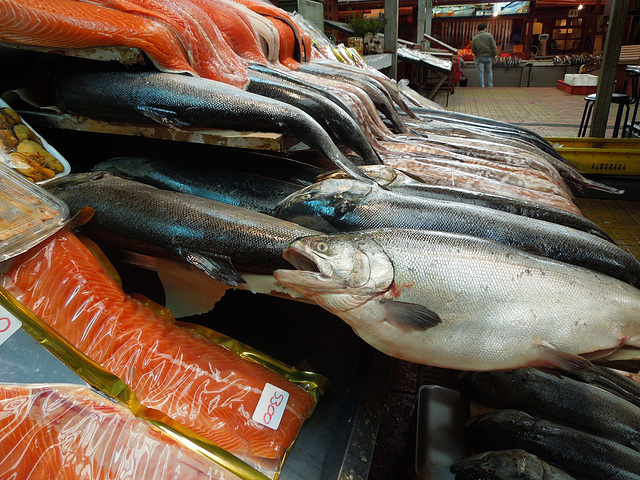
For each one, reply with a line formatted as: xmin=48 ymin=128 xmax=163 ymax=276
xmin=2 ymin=228 xmax=326 ymax=478
xmin=0 ymin=382 xmax=242 ymax=480
xmin=0 ymin=162 xmax=69 ymax=261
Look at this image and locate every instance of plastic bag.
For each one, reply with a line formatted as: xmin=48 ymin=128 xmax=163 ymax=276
xmin=0 ymin=382 xmax=245 ymax=480
xmin=3 ymin=228 xmax=326 ymax=478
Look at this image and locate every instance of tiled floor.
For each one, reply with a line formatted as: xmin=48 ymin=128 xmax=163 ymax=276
xmin=434 ymin=86 xmax=626 ymax=138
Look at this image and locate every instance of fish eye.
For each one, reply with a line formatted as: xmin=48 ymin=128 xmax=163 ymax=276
xmin=301 ymin=194 xmax=311 ymax=200
xmin=316 ymin=242 xmax=328 ymax=253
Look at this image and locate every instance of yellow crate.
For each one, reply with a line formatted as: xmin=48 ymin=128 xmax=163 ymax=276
xmin=556 ymin=148 xmax=640 ymax=175
xmin=545 ymin=137 xmax=640 ymax=175
xmin=546 ymin=137 xmax=640 ymax=149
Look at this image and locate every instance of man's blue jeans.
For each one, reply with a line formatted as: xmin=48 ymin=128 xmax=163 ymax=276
xmin=476 ymin=56 xmax=493 ymax=87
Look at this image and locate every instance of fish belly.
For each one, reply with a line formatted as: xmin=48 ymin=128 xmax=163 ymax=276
xmin=362 ymin=233 xmax=640 ymax=370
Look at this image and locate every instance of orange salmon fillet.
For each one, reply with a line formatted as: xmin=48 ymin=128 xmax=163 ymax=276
xmin=184 ymin=0 xmax=270 ymax=65
xmin=86 ymin=0 xmax=250 ymax=87
xmin=4 ymin=229 xmax=317 ymax=460
xmin=229 ymin=0 xmax=305 ymax=65
xmin=0 ymin=383 xmax=234 ymax=479
xmin=0 ymin=0 xmax=196 ymax=75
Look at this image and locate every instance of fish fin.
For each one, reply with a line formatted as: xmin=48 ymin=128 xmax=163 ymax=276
xmin=539 ymin=345 xmax=593 ymax=372
xmin=177 ymin=248 xmax=246 ymax=287
xmin=380 ymin=300 xmax=441 ymax=331
xmin=580 ymin=346 xmax=623 ymax=361
xmin=137 ymin=106 xmax=191 ymax=128
xmin=65 ymin=206 xmax=95 ymax=229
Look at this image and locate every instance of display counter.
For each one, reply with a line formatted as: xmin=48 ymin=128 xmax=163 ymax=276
xmin=461 ymin=61 xmax=581 ymax=88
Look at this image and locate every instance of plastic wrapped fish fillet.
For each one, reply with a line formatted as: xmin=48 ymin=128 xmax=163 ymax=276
xmin=0 ymin=383 xmax=244 ymax=480
xmin=2 ymin=228 xmax=322 ymax=475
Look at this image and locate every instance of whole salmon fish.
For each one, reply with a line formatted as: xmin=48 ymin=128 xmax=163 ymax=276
xmin=45 ymin=172 xmax=318 ymax=286
xmin=274 ymin=228 xmax=640 ymax=371
xmin=317 ymin=165 xmax=612 ymax=241
xmin=52 ymin=70 xmax=375 ymax=184
xmin=450 ymin=449 xmax=577 ymax=480
xmin=274 ymin=178 xmax=640 ymax=288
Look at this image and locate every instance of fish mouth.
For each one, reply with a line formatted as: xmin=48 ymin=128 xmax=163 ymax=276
xmin=274 ymin=242 xmax=338 ymax=292
xmin=281 ymin=244 xmax=327 ymax=276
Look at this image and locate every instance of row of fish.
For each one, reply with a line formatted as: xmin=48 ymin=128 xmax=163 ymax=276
xmin=452 ymin=365 xmax=640 ymax=479
xmin=1 ymin=0 xmax=622 ymax=213
xmin=43 ymin=149 xmax=640 ymax=373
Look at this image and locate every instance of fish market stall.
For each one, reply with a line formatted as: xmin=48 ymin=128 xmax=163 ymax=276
xmin=2 ymin=1 xmax=640 ymax=479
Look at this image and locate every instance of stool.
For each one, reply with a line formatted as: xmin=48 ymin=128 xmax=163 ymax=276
xmin=578 ymin=92 xmax=633 ymax=137
xmin=623 ymin=66 xmax=640 ymax=137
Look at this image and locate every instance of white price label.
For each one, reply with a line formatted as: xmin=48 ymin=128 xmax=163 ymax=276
xmin=0 ymin=305 xmax=22 ymax=347
xmin=252 ymin=383 xmax=290 ymax=430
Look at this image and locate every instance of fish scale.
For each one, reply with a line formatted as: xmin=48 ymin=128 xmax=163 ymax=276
xmin=464 ymin=410 xmax=640 ymax=480
xmin=45 ymin=172 xmax=319 ymax=286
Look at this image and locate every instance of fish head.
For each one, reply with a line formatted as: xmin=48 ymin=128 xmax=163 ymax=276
xmin=274 ymin=179 xmax=374 ymax=231
xmin=274 ymin=232 xmax=394 ymax=315
xmin=450 ymin=449 xmax=533 ymax=479
xmin=463 ymin=410 xmax=536 ymax=448
xmin=43 ymin=171 xmax=109 ymax=196
xmin=316 ymin=165 xmax=423 ymax=189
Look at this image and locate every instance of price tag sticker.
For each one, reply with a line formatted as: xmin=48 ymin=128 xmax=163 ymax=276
xmin=252 ymin=383 xmax=290 ymax=430
xmin=0 ymin=305 xmax=21 ymax=348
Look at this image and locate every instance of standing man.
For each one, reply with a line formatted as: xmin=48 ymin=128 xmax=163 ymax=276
xmin=471 ymin=24 xmax=497 ymax=87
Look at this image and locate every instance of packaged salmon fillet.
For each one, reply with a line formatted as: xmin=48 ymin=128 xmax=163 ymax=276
xmin=0 ymin=284 xmax=268 ymax=480
xmin=2 ymin=228 xmax=326 ymax=478
xmin=0 ymin=382 xmax=245 ymax=480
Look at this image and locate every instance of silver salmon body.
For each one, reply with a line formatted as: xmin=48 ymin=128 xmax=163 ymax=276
xmin=274 ymin=228 xmax=640 ymax=371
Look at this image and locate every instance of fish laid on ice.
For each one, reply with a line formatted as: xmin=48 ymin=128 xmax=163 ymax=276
xmin=274 ymin=178 xmax=640 ymax=287
xmin=274 ymin=228 xmax=640 ymax=371
xmin=0 ymin=383 xmax=239 ymax=480
xmin=450 ymin=449 xmax=577 ymax=480
xmin=463 ymin=409 xmax=640 ymax=480
xmin=458 ymin=367 xmax=640 ymax=451
xmin=0 ymin=0 xmax=196 ymax=75
xmin=45 ymin=172 xmax=318 ymax=286
xmin=318 ymin=165 xmax=612 ymax=241
xmin=4 ymin=229 xmax=319 ymax=461
xmin=52 ymin=70 xmax=375 ymax=184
